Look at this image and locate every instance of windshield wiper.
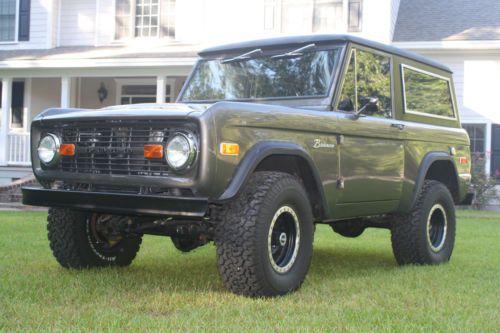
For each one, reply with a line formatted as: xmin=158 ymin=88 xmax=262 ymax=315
xmin=221 ymin=48 xmax=263 ymax=64
xmin=271 ymin=43 xmax=316 ymax=59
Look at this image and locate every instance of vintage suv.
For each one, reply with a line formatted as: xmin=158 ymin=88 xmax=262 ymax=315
xmin=23 ymin=35 xmax=473 ymax=297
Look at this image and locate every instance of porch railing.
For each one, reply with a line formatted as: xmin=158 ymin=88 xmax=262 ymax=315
xmin=8 ymin=132 xmax=31 ymax=166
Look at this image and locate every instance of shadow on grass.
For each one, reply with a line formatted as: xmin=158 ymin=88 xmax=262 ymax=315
xmin=38 ymin=245 xmax=397 ymax=295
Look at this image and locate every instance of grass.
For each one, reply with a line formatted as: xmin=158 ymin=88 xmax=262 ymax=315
xmin=0 ymin=210 xmax=499 ymax=332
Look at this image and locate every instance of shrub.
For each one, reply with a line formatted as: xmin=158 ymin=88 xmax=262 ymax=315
xmin=470 ymin=153 xmax=498 ymax=209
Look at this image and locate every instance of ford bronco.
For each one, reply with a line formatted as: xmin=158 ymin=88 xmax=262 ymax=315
xmin=23 ymin=35 xmax=473 ymax=297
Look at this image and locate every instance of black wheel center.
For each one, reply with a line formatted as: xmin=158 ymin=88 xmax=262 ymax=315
xmin=427 ymin=204 xmax=447 ymax=252
xmin=268 ymin=206 xmax=300 ymax=273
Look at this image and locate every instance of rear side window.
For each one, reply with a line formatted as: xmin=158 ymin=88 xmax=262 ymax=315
xmin=402 ymin=65 xmax=455 ymax=119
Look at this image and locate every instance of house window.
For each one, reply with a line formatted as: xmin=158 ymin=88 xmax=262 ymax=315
xmin=135 ymin=0 xmax=159 ymax=37
xmin=120 ymin=84 xmax=171 ymax=104
xmin=0 ymin=0 xmax=17 ymax=42
xmin=271 ymin=0 xmax=362 ymax=34
xmin=463 ymin=124 xmax=486 ymax=157
xmin=115 ymin=0 xmax=175 ymax=39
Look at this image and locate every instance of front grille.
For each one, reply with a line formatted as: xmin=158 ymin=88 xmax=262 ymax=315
xmin=56 ymin=121 xmax=193 ymax=176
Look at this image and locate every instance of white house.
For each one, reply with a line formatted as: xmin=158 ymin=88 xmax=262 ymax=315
xmin=0 ymin=0 xmax=498 ymax=184
xmin=392 ymin=0 xmax=500 ymax=177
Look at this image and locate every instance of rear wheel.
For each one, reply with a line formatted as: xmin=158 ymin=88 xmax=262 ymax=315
xmin=391 ymin=180 xmax=456 ymax=265
xmin=47 ymin=208 xmax=142 ymax=268
xmin=215 ymin=172 xmax=314 ymax=297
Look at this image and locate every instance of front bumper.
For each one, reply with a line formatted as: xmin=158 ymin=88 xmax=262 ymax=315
xmin=22 ymin=186 xmax=209 ymax=218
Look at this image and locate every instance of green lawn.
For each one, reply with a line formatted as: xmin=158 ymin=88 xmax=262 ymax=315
xmin=0 ymin=210 xmax=499 ymax=332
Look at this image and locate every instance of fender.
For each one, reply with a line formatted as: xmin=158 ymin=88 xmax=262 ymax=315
xmin=217 ymin=141 xmax=328 ymax=218
xmin=410 ymin=152 xmax=459 ymax=208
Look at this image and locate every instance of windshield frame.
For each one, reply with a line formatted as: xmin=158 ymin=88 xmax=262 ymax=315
xmin=177 ymin=42 xmax=347 ymax=106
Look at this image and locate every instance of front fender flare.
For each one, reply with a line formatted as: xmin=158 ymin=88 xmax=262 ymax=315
xmin=217 ymin=141 xmax=327 ymax=218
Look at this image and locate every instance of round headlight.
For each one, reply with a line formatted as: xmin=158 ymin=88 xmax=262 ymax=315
xmin=37 ymin=134 xmax=60 ymax=166
xmin=165 ymin=133 xmax=197 ymax=171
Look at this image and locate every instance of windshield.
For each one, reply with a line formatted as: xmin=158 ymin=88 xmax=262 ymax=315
xmin=180 ymin=46 xmax=342 ymax=102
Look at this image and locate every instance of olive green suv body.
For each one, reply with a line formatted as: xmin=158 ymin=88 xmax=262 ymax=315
xmin=23 ymin=35 xmax=473 ymax=297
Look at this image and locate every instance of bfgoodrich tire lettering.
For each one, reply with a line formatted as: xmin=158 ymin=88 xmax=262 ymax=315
xmin=215 ymin=171 xmax=314 ymax=297
xmin=47 ymin=208 xmax=142 ymax=268
xmin=391 ymin=180 xmax=456 ymax=265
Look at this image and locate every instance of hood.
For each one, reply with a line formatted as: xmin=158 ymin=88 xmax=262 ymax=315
xmin=35 ymin=103 xmax=212 ymax=123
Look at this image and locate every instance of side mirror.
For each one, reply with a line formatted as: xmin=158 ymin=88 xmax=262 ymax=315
xmin=352 ymin=97 xmax=378 ymax=119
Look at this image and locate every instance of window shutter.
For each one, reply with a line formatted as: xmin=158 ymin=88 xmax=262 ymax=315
xmin=18 ymin=0 xmax=30 ymax=41
xmin=160 ymin=0 xmax=175 ymax=38
xmin=347 ymin=0 xmax=362 ymax=32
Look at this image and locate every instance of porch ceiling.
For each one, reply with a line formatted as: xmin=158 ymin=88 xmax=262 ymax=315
xmin=0 ymin=43 xmax=200 ymax=72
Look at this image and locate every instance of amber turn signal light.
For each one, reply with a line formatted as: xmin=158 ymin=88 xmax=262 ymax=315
xmin=459 ymin=156 xmax=469 ymax=165
xmin=220 ymin=142 xmax=240 ymax=156
xmin=59 ymin=144 xmax=75 ymax=156
xmin=144 ymin=145 xmax=164 ymax=158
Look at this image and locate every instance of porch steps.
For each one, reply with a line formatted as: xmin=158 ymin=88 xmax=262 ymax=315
xmin=0 ymin=176 xmax=38 ymax=204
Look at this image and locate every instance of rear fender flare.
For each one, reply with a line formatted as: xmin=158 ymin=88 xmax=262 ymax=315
xmin=410 ymin=152 xmax=459 ymax=208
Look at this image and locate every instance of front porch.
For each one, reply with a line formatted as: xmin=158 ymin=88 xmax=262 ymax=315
xmin=0 ymin=73 xmax=191 ymax=171
xmin=0 ymin=44 xmax=198 ymax=177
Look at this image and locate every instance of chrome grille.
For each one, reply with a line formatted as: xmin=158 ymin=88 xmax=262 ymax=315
xmin=58 ymin=121 xmax=185 ymax=176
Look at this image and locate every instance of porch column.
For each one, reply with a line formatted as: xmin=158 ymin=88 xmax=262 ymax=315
xmin=156 ymin=76 xmax=167 ymax=104
xmin=61 ymin=77 xmax=72 ymax=108
xmin=0 ymin=78 xmax=13 ymax=166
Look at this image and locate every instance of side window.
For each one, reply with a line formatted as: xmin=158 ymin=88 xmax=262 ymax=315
xmin=337 ymin=48 xmax=392 ymax=118
xmin=402 ymin=66 xmax=455 ymax=118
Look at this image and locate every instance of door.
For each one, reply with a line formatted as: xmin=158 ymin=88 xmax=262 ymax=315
xmin=334 ymin=47 xmax=404 ymax=217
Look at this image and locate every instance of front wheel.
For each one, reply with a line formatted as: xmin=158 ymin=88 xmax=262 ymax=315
xmin=47 ymin=208 xmax=142 ymax=268
xmin=215 ymin=172 xmax=314 ymax=297
xmin=391 ymin=180 xmax=456 ymax=265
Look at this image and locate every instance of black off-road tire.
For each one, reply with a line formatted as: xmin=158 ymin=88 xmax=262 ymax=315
xmin=47 ymin=208 xmax=142 ymax=268
xmin=215 ymin=171 xmax=314 ymax=297
xmin=391 ymin=180 xmax=456 ymax=265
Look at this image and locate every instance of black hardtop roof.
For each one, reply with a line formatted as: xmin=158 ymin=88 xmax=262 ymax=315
xmin=199 ymin=34 xmax=451 ymax=73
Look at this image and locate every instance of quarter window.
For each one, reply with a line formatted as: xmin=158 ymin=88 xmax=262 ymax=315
xmin=402 ymin=66 xmax=455 ymax=118
xmin=337 ymin=48 xmax=392 ymax=118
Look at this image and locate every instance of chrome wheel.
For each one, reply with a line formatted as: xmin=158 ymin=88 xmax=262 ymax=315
xmin=268 ymin=206 xmax=300 ymax=273
xmin=426 ymin=204 xmax=447 ymax=252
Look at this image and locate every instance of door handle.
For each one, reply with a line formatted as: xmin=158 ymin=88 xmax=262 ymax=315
xmin=391 ymin=123 xmax=406 ymax=130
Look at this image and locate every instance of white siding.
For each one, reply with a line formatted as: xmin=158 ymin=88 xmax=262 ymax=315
xmin=95 ymin=0 xmax=115 ymax=46
xmin=349 ymin=0 xmax=393 ymax=44
xmin=0 ymin=0 xmax=53 ymax=50
xmin=59 ymin=0 xmax=97 ymax=46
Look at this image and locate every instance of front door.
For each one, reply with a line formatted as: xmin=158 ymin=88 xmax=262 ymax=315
xmin=333 ymin=47 xmax=404 ymax=218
